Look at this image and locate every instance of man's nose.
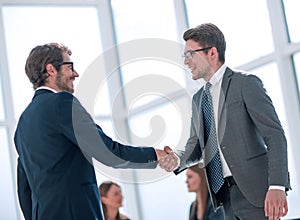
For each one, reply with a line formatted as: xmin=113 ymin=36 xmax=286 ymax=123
xmin=184 ymin=57 xmax=190 ymax=65
xmin=73 ymin=70 xmax=79 ymax=77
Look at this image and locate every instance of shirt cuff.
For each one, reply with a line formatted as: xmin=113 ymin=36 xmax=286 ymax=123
xmin=269 ymin=185 xmax=285 ymax=191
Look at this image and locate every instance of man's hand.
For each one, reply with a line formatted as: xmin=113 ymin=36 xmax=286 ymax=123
xmin=158 ymin=146 xmax=179 ymax=172
xmin=264 ymin=189 xmax=288 ymax=220
xmin=155 ymin=149 xmax=168 ymax=161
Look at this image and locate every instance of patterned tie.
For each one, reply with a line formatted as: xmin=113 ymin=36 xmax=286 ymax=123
xmin=202 ymin=82 xmax=224 ymax=193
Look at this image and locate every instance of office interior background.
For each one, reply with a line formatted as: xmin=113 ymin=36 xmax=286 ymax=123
xmin=0 ymin=0 xmax=299 ymax=219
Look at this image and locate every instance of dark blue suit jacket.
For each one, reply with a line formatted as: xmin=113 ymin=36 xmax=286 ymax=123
xmin=14 ymin=89 xmax=157 ymax=220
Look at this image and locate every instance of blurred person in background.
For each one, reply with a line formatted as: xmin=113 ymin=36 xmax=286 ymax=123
xmin=99 ymin=181 xmax=130 ymax=220
xmin=186 ymin=165 xmax=224 ymax=220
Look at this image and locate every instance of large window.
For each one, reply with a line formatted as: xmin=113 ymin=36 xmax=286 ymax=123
xmin=111 ymin=0 xmax=185 ymax=107
xmin=0 ymin=1 xmax=299 ymax=219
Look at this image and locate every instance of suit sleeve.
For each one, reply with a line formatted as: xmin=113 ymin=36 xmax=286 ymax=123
xmin=242 ymin=75 xmax=290 ymax=189
xmin=17 ymin=158 xmax=32 ymax=220
xmin=174 ymin=93 xmax=203 ymax=175
xmin=56 ymin=92 xmax=157 ymax=169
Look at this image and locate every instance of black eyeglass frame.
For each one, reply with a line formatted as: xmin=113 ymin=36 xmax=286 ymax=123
xmin=182 ymin=46 xmax=213 ymax=59
xmin=58 ymin=61 xmax=74 ymax=71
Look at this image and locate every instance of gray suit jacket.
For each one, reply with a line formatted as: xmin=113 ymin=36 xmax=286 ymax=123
xmin=175 ymin=67 xmax=290 ymax=209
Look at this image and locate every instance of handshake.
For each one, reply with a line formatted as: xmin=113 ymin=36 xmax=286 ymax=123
xmin=155 ymin=146 xmax=179 ymax=172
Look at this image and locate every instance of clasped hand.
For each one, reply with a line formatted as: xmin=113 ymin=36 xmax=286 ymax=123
xmin=156 ymin=146 xmax=179 ymax=172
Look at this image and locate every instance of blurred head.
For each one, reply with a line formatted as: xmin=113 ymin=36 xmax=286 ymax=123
xmin=186 ymin=165 xmax=207 ymax=193
xmin=25 ymin=43 xmax=78 ymax=92
xmin=99 ymin=181 xmax=124 ymax=211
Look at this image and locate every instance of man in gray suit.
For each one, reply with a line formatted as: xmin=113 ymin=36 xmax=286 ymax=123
xmin=159 ymin=23 xmax=290 ymax=220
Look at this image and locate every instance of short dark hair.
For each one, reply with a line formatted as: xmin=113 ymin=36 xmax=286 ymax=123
xmin=183 ymin=23 xmax=226 ymax=63
xmin=25 ymin=43 xmax=72 ymax=89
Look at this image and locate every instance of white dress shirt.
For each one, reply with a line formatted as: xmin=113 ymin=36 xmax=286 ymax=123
xmin=207 ymin=64 xmax=232 ymax=178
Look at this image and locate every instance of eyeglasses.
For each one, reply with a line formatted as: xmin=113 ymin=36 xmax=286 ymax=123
xmin=182 ymin=47 xmax=212 ymax=60
xmin=59 ymin=61 xmax=74 ymax=71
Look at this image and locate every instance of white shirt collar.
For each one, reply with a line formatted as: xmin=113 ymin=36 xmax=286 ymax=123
xmin=36 ymin=86 xmax=58 ymax=93
xmin=209 ymin=64 xmax=227 ymax=86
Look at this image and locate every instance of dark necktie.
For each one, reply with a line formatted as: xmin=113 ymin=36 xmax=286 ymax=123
xmin=202 ymin=82 xmax=224 ymax=193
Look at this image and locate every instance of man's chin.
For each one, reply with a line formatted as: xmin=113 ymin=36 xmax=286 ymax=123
xmin=68 ymin=84 xmax=75 ymax=93
xmin=192 ymin=75 xmax=199 ymax=80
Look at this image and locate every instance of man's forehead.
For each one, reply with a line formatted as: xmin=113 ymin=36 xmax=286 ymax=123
xmin=62 ymin=52 xmax=71 ymax=61
xmin=184 ymin=40 xmax=200 ymax=50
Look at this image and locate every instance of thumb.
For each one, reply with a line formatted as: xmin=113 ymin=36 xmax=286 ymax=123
xmin=164 ymin=146 xmax=173 ymax=154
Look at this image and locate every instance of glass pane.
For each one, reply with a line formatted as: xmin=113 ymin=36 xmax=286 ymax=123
xmin=283 ymin=0 xmax=300 ymax=43
xmin=94 ymin=119 xmax=115 ymax=140
xmin=0 ymin=127 xmax=17 ymax=220
xmin=2 ymin=6 xmax=106 ymax=118
xmin=121 ymin=59 xmax=186 ymax=108
xmin=128 ymin=98 xmax=190 ymax=148
xmin=111 ymin=0 xmax=178 ymax=43
xmin=75 ymin=50 xmax=111 ymax=116
xmin=0 ymin=74 xmax=5 ymax=120
xmin=127 ymin=98 xmax=194 ymax=219
xmin=252 ymin=64 xmax=288 ymax=131
xmin=293 ymin=52 xmax=300 ymax=96
xmin=111 ymin=0 xmax=184 ymax=107
xmin=94 ymin=82 xmax=111 ymax=116
xmin=251 ymin=63 xmax=300 ymax=219
xmin=185 ymin=0 xmax=274 ymax=67
xmin=138 ymin=171 xmax=193 ymax=220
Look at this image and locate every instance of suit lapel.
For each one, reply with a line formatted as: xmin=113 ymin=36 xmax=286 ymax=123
xmin=199 ymin=89 xmax=205 ymax=148
xmin=192 ymin=87 xmax=205 ymax=149
xmin=217 ymin=67 xmax=233 ymax=141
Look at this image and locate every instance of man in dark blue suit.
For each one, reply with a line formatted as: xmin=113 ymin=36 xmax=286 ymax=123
xmin=14 ymin=43 xmax=166 ymax=220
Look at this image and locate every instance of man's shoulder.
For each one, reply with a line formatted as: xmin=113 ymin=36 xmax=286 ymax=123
xmin=56 ymin=91 xmax=75 ymax=98
xmin=53 ymin=91 xmax=79 ymax=104
xmin=229 ymin=68 xmax=259 ymax=80
xmin=192 ymin=86 xmax=204 ymax=99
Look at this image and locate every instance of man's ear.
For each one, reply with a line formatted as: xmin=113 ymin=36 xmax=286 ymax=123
xmin=45 ymin=63 xmax=57 ymax=76
xmin=209 ymin=47 xmax=218 ymax=57
xmin=209 ymin=47 xmax=218 ymax=61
